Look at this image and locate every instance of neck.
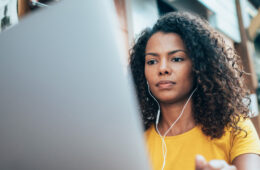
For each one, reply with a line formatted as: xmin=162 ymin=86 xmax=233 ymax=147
xmin=158 ymin=99 xmax=195 ymax=136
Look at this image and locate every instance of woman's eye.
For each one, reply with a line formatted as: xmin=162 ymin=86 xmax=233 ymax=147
xmin=171 ymin=57 xmax=184 ymax=62
xmin=147 ymin=60 xmax=157 ymax=65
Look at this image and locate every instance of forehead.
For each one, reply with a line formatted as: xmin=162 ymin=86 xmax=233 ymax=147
xmin=145 ymin=32 xmax=186 ymax=53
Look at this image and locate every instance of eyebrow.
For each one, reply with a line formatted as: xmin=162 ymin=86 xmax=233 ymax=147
xmin=145 ymin=49 xmax=187 ymax=57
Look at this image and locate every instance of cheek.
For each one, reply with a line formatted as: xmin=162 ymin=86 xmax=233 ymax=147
xmin=176 ymin=65 xmax=193 ymax=84
xmin=144 ymin=66 xmax=154 ymax=82
xmin=181 ymin=69 xmax=193 ymax=87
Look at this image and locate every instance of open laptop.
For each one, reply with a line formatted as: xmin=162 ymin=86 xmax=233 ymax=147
xmin=0 ymin=1 xmax=150 ymax=169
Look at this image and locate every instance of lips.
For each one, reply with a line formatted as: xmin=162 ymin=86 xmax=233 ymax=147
xmin=156 ymin=80 xmax=176 ymax=89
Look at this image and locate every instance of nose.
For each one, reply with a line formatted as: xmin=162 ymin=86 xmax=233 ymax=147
xmin=159 ymin=58 xmax=171 ymax=75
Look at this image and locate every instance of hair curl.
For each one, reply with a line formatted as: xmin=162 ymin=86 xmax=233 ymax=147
xmin=129 ymin=12 xmax=250 ymax=139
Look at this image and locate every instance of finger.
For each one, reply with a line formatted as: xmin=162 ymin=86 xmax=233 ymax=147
xmin=221 ymin=165 xmax=237 ymax=170
xmin=208 ymin=160 xmax=228 ymax=169
xmin=195 ymin=154 xmax=207 ymax=170
xmin=230 ymin=165 xmax=237 ymax=170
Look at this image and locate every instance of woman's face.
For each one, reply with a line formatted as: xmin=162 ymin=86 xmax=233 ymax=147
xmin=145 ymin=32 xmax=193 ymax=104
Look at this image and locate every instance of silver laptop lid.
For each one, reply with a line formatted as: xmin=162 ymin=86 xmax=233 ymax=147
xmin=0 ymin=1 xmax=150 ymax=169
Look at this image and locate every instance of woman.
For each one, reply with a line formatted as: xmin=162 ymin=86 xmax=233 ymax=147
xmin=130 ymin=12 xmax=260 ymax=170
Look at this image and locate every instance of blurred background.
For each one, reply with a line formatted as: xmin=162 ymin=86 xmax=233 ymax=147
xmin=1 ymin=0 xmax=260 ymax=135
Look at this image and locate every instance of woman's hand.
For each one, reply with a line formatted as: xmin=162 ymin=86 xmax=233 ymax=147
xmin=195 ymin=155 xmax=236 ymax=170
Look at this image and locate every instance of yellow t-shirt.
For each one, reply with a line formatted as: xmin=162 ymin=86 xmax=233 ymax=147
xmin=145 ymin=119 xmax=260 ymax=170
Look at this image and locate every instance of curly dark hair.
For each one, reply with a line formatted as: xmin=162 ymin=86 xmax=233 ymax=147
xmin=129 ymin=12 xmax=250 ymax=139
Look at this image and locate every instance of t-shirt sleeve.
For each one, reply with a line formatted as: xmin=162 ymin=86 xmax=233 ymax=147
xmin=230 ymin=118 xmax=260 ymax=162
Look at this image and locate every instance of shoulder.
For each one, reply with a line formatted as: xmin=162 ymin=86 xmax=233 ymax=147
xmin=229 ymin=118 xmax=260 ymax=162
xmin=144 ymin=124 xmax=155 ymax=139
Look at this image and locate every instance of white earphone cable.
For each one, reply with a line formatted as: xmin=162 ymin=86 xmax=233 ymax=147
xmin=147 ymin=82 xmax=197 ymax=170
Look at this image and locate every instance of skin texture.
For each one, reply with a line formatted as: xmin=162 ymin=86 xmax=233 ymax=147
xmin=144 ymin=32 xmax=260 ymax=170
xmin=144 ymin=32 xmax=195 ymax=135
xmin=130 ymin=12 xmax=251 ymax=139
xmin=196 ymin=153 xmax=260 ymax=170
xmin=129 ymin=12 xmax=260 ymax=170
xmin=232 ymin=153 xmax=260 ymax=170
xmin=145 ymin=32 xmax=193 ymax=104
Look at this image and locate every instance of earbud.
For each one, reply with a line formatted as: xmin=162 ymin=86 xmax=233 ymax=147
xmin=146 ymin=81 xmax=160 ymax=125
xmin=146 ymin=81 xmax=150 ymax=89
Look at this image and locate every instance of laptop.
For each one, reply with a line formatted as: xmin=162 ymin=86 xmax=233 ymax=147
xmin=0 ymin=1 xmax=150 ymax=169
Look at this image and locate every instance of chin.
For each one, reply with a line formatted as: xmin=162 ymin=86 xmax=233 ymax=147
xmin=157 ymin=95 xmax=179 ymax=104
xmin=156 ymin=92 xmax=190 ymax=104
